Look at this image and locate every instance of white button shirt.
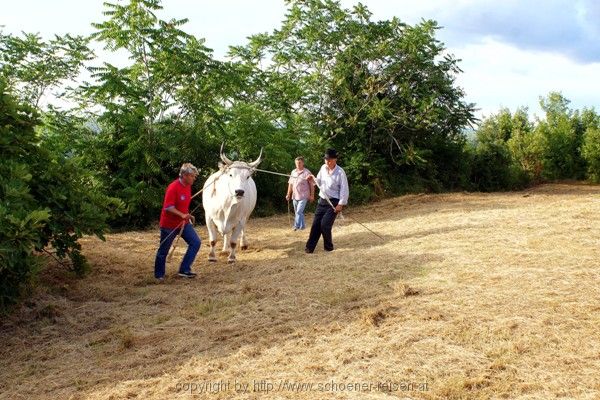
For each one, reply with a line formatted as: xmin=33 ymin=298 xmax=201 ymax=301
xmin=315 ymin=164 xmax=349 ymax=205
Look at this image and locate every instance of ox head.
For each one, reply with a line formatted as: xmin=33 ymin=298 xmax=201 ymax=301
xmin=219 ymin=143 xmax=263 ymax=201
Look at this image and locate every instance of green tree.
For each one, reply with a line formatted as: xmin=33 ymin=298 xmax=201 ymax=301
xmin=232 ymin=0 xmax=476 ymax=200
xmin=0 ymin=31 xmax=92 ymax=108
xmin=0 ymin=78 xmax=49 ymax=311
xmin=83 ymin=0 xmax=230 ymax=226
xmin=505 ymin=108 xmax=544 ymax=182
xmin=536 ymin=92 xmax=583 ymax=180
xmin=471 ymin=108 xmax=529 ymax=191
xmin=1 ymin=78 xmax=122 ymax=312
xmin=582 ymin=127 xmax=600 ymax=182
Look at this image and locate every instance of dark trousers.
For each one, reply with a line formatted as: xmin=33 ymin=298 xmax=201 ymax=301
xmin=306 ymin=198 xmax=339 ymax=252
xmin=154 ymin=223 xmax=201 ymax=278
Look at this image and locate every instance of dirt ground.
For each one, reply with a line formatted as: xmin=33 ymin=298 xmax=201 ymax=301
xmin=1 ymin=183 xmax=600 ymax=399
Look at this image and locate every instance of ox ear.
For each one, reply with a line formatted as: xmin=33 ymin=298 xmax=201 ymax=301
xmin=248 ymin=147 xmax=263 ymax=168
xmin=220 ymin=142 xmax=234 ymax=166
xmin=218 ymin=161 xmax=226 ymax=171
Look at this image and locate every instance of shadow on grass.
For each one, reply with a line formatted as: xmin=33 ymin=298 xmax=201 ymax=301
xmin=0 ymin=238 xmax=441 ymax=399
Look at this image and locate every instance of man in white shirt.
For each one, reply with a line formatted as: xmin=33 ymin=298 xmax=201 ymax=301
xmin=305 ymin=148 xmax=349 ymax=253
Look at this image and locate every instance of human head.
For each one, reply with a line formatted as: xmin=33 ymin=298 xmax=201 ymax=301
xmin=179 ymin=162 xmax=199 ymax=185
xmin=323 ymin=148 xmax=338 ymax=168
xmin=295 ymin=156 xmax=305 ymax=170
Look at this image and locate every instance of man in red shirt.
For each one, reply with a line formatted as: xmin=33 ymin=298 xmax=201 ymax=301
xmin=154 ymin=163 xmax=201 ymax=281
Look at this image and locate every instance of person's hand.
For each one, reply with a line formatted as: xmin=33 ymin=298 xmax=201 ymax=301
xmin=334 ymin=204 xmax=343 ymax=213
xmin=183 ymin=213 xmax=194 ymax=224
xmin=309 ymin=195 xmax=315 ymax=202
xmin=306 ymin=174 xmax=315 ymax=182
xmin=285 ymin=194 xmax=291 ymax=202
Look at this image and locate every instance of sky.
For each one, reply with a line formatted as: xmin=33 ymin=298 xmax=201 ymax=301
xmin=2 ymin=0 xmax=599 ymax=120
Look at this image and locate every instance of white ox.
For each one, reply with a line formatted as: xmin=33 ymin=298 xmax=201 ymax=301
xmin=202 ymin=145 xmax=263 ymax=263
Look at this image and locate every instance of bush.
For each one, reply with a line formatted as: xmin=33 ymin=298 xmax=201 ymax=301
xmin=0 ymin=79 xmax=49 ymax=310
xmin=507 ymin=127 xmax=545 ymax=183
xmin=582 ymin=127 xmax=600 ymax=182
xmin=0 ymin=79 xmax=123 ymax=312
xmin=469 ymin=141 xmax=514 ymax=191
xmin=470 ymin=110 xmax=530 ymax=192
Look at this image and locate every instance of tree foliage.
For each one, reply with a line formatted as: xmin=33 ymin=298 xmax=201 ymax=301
xmin=0 ymin=78 xmax=124 ymax=311
xmin=0 ymin=31 xmax=93 ymax=107
xmin=231 ymin=0 xmax=476 ymax=200
xmin=582 ymin=127 xmax=600 ymax=182
xmin=472 ymin=92 xmax=599 ymax=190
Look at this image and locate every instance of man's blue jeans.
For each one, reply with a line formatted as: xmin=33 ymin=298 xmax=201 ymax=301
xmin=293 ymin=198 xmax=308 ymax=229
xmin=154 ymin=223 xmax=201 ymax=278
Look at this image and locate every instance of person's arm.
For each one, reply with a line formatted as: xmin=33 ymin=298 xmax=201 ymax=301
xmin=163 ymin=186 xmax=193 ymax=224
xmin=336 ymin=169 xmax=349 ymax=212
xmin=165 ymin=206 xmax=194 ymax=224
xmin=285 ymin=183 xmax=293 ymax=201
xmin=307 ymin=169 xmax=315 ymax=201
xmin=310 ymin=167 xmax=323 ymax=186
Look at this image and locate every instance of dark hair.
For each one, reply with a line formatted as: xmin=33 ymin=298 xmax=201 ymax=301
xmin=295 ymin=156 xmax=304 ymax=162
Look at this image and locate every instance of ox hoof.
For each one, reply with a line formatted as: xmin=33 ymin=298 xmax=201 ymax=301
xmin=208 ymin=259 xmax=218 ymax=263
xmin=227 ymin=258 xmax=236 ymax=264
xmin=241 ymin=245 xmax=248 ymax=251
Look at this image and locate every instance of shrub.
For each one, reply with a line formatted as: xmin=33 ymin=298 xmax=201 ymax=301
xmin=0 ymin=79 xmax=123 ymax=312
xmin=0 ymin=79 xmax=49 ymax=310
xmin=582 ymin=127 xmax=600 ymax=182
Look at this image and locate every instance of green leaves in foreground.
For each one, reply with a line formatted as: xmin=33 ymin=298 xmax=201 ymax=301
xmin=0 ymin=78 xmax=123 ymax=312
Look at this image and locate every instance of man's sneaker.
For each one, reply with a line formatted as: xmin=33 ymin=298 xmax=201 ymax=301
xmin=178 ymin=271 xmax=197 ymax=278
xmin=156 ymin=277 xmax=165 ymax=283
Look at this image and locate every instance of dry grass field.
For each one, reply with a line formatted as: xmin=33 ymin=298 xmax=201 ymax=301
xmin=1 ymin=183 xmax=600 ymax=400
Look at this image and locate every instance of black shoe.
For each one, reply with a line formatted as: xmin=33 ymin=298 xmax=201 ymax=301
xmin=324 ymin=248 xmax=334 ymax=252
xmin=305 ymin=248 xmax=313 ymax=254
xmin=178 ymin=271 xmax=197 ymax=278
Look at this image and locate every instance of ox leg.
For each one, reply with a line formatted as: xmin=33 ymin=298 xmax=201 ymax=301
xmin=206 ymin=217 xmax=218 ymax=262
xmin=240 ymin=226 xmax=248 ymax=250
xmin=222 ymin=233 xmax=230 ymax=253
xmin=227 ymin=224 xmax=244 ymax=263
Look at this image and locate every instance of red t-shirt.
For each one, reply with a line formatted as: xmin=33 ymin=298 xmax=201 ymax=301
xmin=159 ymin=178 xmax=192 ymax=229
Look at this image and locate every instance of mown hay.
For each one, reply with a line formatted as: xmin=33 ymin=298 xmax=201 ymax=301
xmin=1 ymin=183 xmax=600 ymax=399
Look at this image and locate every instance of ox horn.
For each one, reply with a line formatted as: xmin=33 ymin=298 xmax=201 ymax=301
xmin=220 ymin=142 xmax=234 ymax=166
xmin=248 ymin=148 xmax=263 ymax=168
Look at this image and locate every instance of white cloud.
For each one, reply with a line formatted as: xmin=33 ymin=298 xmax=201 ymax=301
xmin=452 ymin=38 xmax=600 ymax=119
xmin=356 ymin=0 xmax=600 ymax=62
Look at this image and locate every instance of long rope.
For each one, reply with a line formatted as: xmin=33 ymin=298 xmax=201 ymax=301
xmin=162 ymin=164 xmax=384 ymax=259
xmin=256 ymin=167 xmax=385 ymax=240
xmin=167 ymin=222 xmax=186 ymax=260
xmin=254 ymin=168 xmax=293 ymax=178
xmin=158 ymin=220 xmax=185 ymax=248
xmin=189 ymin=169 xmax=226 ymax=214
xmin=159 ymin=169 xmax=226 ymax=254
xmin=314 ymin=178 xmax=384 ymax=240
